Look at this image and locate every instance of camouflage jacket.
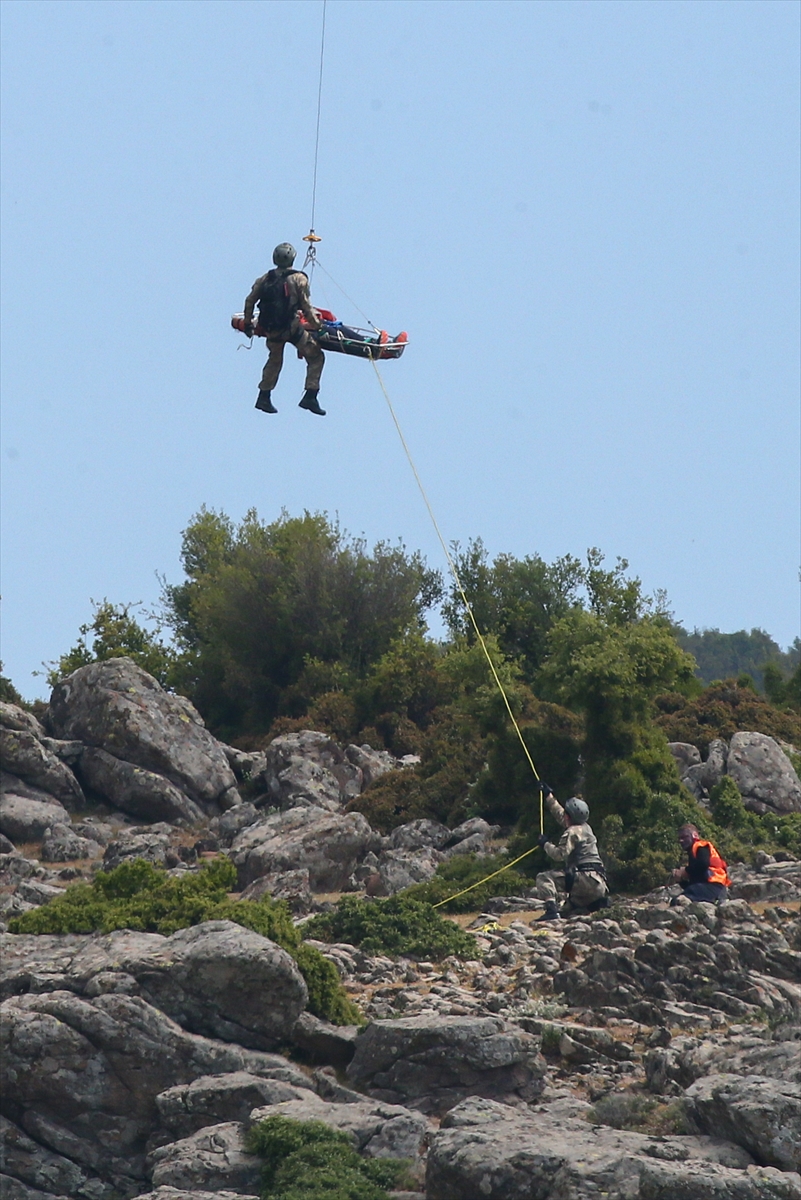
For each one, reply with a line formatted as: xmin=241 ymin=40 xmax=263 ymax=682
xmin=543 ymin=793 xmax=605 ymax=872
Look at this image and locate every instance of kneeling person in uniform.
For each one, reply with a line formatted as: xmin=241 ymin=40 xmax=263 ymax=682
xmin=535 ymin=785 xmax=609 ymax=921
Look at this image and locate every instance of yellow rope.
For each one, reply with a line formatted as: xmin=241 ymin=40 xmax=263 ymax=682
xmin=368 ymin=356 xmax=546 ymax=907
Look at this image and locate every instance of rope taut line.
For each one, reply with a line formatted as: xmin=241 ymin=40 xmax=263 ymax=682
xmin=367 ymin=355 xmax=546 ymax=908
xmin=303 ymin=0 xmax=327 ymax=277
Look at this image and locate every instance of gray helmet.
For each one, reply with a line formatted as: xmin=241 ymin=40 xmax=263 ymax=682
xmin=564 ymin=797 xmax=589 ymax=824
xmin=272 ymin=242 xmax=297 ymax=268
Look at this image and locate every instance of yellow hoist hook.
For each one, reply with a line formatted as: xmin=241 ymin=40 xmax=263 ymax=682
xmin=302 ymin=230 xmax=322 ymax=271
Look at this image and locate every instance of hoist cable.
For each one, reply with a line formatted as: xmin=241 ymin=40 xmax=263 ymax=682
xmin=309 ymin=0 xmax=327 ymax=239
xmin=313 ymin=259 xmax=379 ymax=331
xmin=367 ymin=355 xmax=546 ymax=912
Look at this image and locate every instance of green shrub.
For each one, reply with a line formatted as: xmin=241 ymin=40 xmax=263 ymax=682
xmin=8 ymin=857 xmax=359 ymax=1024
xmin=245 ymin=1115 xmax=409 ymax=1200
xmin=654 ymin=680 xmax=801 ymax=754
xmin=405 ymin=852 xmax=536 ymax=913
xmin=304 ymin=894 xmax=477 ymax=961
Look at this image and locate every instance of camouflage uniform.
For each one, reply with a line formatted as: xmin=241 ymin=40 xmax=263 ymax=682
xmin=244 ymin=268 xmax=325 ymax=392
xmin=536 ymin=793 xmax=608 ymax=913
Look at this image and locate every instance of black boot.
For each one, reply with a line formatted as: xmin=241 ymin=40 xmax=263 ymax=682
xmin=255 ymin=390 xmax=277 ymax=413
xmin=535 ymin=901 xmax=561 ymax=922
xmin=299 ymin=389 xmax=326 ymax=416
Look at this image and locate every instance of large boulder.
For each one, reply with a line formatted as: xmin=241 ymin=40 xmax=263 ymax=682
xmin=147 ymin=1124 xmax=261 ymax=1195
xmin=79 ymin=748 xmax=205 ymax=825
xmin=48 ymin=659 xmax=237 ymax=813
xmin=232 ymin=806 xmax=380 ymax=891
xmin=727 ymin=733 xmax=801 ymax=814
xmin=0 ymin=1113 xmax=117 ymax=1200
xmin=1 ymin=924 xmax=308 ymax=1050
xmin=154 ymin=1071 xmax=313 ymax=1140
xmin=249 ymin=1093 xmax=429 ymax=1163
xmin=40 ymin=824 xmax=103 ymax=863
xmin=425 ymin=1096 xmax=792 ymax=1200
xmin=683 ymin=1073 xmax=801 ymax=1171
xmin=0 ymin=990 xmax=316 ymax=1195
xmin=682 ymin=738 xmax=728 ymax=800
xmin=372 ymin=847 xmax=442 ymax=896
xmin=346 ymin=1015 xmax=546 ymax=1114
xmin=0 ymin=728 xmax=84 ymax=810
xmin=0 ymin=795 xmax=71 ymax=843
xmin=254 ymin=731 xmax=362 ymax=811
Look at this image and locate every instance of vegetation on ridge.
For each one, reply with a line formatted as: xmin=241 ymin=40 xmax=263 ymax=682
xmin=35 ymin=505 xmax=801 ymax=897
xmin=7 ymin=857 xmax=360 ymax=1025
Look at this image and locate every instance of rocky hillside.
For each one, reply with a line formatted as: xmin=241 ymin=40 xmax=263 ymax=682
xmin=2 ymin=658 xmax=800 ymax=1200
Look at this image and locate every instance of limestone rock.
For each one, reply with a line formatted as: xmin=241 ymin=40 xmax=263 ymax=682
xmin=0 ymin=795 xmax=71 ymax=843
xmin=683 ymin=1073 xmax=801 ymax=1171
xmin=79 ymin=748 xmax=205 ymax=825
xmin=258 ymin=731 xmax=361 ymax=807
xmin=40 ymin=825 xmax=103 ymax=863
xmin=154 ymin=1071 xmax=312 ymax=1140
xmin=48 ymin=659 xmax=236 ymax=812
xmin=346 ymin=1015 xmax=546 ymax=1114
xmin=388 ymin=819 xmax=450 ymax=852
xmin=728 ymin=733 xmax=801 ymax=814
xmin=239 ymin=868 xmax=312 ymax=912
xmin=344 ymin=743 xmax=399 ymax=789
xmin=290 ymin=1011 xmax=359 ymax=1067
xmin=102 ymin=825 xmax=175 ymax=870
xmin=249 ymin=1094 xmax=430 ymax=1163
xmin=683 ymin=738 xmax=728 ymax=799
xmin=669 ymin=741 xmax=702 ymax=772
xmin=135 ymin=1191 xmax=254 ymax=1200
xmin=0 ymin=703 xmax=46 ymax=738
xmin=0 ymin=989 xmax=318 ymax=1193
xmin=147 ymin=1123 xmax=260 ymax=1194
xmin=0 ymin=1113 xmax=116 ymax=1200
xmin=232 ymin=806 xmax=380 ymax=891
xmin=373 ymin=847 xmax=442 ymax=896
xmin=425 ymin=1096 xmax=791 ymax=1200
xmin=0 ymin=729 xmax=83 ymax=810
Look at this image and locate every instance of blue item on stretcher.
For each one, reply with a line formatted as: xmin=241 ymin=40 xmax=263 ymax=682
xmin=315 ymin=320 xmax=408 ymax=360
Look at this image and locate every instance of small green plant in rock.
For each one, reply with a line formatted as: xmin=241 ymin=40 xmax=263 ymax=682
xmin=304 ymin=894 xmax=477 ymax=961
xmin=539 ymin=1025 xmax=563 ymax=1056
xmin=245 ymin=1115 xmax=410 ymax=1200
xmin=8 ymin=857 xmax=360 ymax=1024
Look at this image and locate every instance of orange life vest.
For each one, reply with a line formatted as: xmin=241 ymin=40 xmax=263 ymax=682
xmin=690 ymin=839 xmax=731 ymax=887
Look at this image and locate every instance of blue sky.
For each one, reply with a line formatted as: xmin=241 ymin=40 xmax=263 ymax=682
xmin=2 ymin=0 xmax=799 ymax=699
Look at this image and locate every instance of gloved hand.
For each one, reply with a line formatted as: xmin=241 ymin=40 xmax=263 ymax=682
xmin=537 ymin=781 xmax=553 ymax=799
xmin=243 ymin=322 xmax=254 ymax=338
xmin=537 ymin=833 xmax=549 ymax=848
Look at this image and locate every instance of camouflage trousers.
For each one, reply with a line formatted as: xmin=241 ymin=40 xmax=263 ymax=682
xmin=536 ymin=868 xmax=608 ymax=913
xmin=259 ymin=321 xmax=324 ymax=392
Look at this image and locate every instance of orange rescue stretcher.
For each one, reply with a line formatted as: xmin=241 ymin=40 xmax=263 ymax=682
xmin=231 ymin=308 xmax=408 ymax=360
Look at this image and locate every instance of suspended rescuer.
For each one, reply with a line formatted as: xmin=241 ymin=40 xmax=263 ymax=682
xmin=243 ymin=243 xmax=326 ymax=416
xmin=535 ymin=784 xmax=609 ymax=921
xmin=671 ymin=823 xmax=731 ymax=905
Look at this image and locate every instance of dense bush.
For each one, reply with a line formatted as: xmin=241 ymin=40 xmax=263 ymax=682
xmin=654 ymin=680 xmax=801 ymax=754
xmin=8 ymin=858 xmax=359 ymax=1024
xmin=162 ymin=508 xmax=442 ymax=738
xmin=674 ymin=626 xmax=799 ymax=692
xmin=48 ymin=601 xmax=178 ymax=689
xmin=245 ymin=1115 xmax=409 ymax=1200
xmin=304 ymin=894 xmax=477 ymax=960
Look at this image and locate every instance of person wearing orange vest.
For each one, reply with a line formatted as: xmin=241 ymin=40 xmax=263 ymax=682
xmin=672 ymin=823 xmax=731 ymax=904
